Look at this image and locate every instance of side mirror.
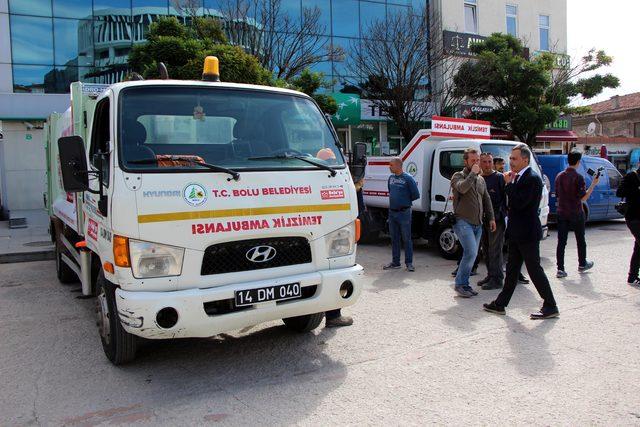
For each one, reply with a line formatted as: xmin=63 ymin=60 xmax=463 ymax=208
xmin=58 ymin=136 xmax=89 ymax=192
xmin=354 ymin=142 xmax=367 ymax=165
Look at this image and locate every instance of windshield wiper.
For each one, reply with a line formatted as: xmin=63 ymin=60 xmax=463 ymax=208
xmin=127 ymin=157 xmax=240 ymax=181
xmin=247 ymin=154 xmax=337 ymax=177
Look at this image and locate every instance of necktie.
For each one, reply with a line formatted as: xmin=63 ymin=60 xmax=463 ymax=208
xmin=513 ymin=174 xmax=520 ymax=185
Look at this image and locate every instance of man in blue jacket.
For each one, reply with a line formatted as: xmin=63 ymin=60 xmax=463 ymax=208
xmin=383 ymin=157 xmax=420 ymax=272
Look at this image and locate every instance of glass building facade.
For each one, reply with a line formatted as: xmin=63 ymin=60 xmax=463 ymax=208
xmin=6 ymin=0 xmax=426 ymax=94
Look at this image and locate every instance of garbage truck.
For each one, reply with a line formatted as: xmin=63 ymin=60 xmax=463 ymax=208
xmin=45 ymin=58 xmax=363 ymax=364
xmin=360 ymin=116 xmax=549 ymax=259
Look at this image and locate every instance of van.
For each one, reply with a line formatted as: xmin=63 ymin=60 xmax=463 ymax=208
xmin=537 ymin=154 xmax=623 ymax=221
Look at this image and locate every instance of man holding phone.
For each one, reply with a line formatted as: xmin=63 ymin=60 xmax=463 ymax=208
xmin=554 ymin=151 xmax=599 ymax=278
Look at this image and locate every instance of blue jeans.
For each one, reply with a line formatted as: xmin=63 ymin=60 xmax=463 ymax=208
xmin=453 ymin=219 xmax=483 ymax=286
xmin=389 ymin=209 xmax=413 ymax=265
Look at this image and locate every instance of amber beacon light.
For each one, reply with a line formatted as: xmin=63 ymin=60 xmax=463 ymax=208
xmin=202 ymin=56 xmax=220 ymax=82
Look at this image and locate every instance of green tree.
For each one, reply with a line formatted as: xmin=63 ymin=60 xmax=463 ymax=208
xmin=288 ymin=69 xmax=337 ymax=115
xmin=453 ymin=33 xmax=619 ymax=145
xmin=129 ymin=16 xmax=270 ymax=85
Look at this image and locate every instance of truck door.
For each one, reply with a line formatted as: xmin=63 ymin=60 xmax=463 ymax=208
xmin=431 ymin=147 xmax=465 ymax=212
xmin=606 ymin=167 xmax=623 ymax=217
xmin=582 ymin=158 xmax=607 ymax=220
xmin=84 ymin=97 xmax=111 ymax=241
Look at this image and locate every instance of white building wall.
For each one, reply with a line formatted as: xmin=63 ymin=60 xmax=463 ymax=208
xmin=439 ymin=0 xmax=567 ymax=53
xmin=0 ymin=0 xmax=11 ymax=93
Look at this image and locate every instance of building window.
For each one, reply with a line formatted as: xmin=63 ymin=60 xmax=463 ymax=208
xmin=539 ymin=14 xmax=550 ymax=51
xmin=506 ymin=4 xmax=517 ymax=36
xmin=634 ymin=122 xmax=640 ymax=138
xmin=464 ymin=0 xmax=478 ymax=34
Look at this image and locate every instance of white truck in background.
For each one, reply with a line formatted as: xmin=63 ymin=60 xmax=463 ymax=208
xmin=360 ymin=116 xmax=549 ymax=259
xmin=45 ymin=58 xmax=363 ymax=364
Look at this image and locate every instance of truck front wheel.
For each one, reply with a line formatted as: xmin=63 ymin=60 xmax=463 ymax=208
xmin=282 ymin=312 xmax=324 ymax=332
xmin=437 ymin=226 xmax=462 ymax=260
xmin=96 ymin=271 xmax=137 ymax=365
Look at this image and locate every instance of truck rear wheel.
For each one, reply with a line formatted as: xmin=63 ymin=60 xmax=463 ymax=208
xmin=282 ymin=312 xmax=324 ymax=332
xmin=55 ymin=242 xmax=77 ymax=284
xmin=437 ymin=226 xmax=462 ymax=260
xmin=96 ymin=271 xmax=137 ymax=365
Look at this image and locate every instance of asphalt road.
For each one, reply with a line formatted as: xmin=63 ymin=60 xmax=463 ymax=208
xmin=1 ymin=220 xmax=640 ymax=426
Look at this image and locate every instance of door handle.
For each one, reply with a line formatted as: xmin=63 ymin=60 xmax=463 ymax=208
xmin=435 ymin=195 xmax=446 ymax=202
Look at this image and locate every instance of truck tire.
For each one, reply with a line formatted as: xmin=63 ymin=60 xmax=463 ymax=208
xmin=282 ymin=312 xmax=324 ymax=332
xmin=55 ymin=242 xmax=77 ymax=284
xmin=96 ymin=271 xmax=137 ymax=365
xmin=437 ymin=226 xmax=462 ymax=260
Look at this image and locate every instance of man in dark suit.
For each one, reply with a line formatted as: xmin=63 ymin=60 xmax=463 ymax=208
xmin=483 ymin=144 xmax=559 ymax=319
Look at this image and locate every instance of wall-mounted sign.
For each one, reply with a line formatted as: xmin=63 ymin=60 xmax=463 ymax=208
xmin=25 ymin=134 xmax=32 ymax=141
xmin=361 ymin=99 xmax=390 ymax=122
xmin=331 ymin=93 xmax=360 ymax=126
xmin=546 ymin=115 xmax=572 ymax=130
xmin=458 ymin=104 xmax=494 ymax=118
xmin=443 ymin=31 xmax=487 ymax=57
xmin=532 ymin=51 xmax=571 ymax=69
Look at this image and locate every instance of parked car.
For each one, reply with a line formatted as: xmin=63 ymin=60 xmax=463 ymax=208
xmin=538 ymin=154 xmax=623 ymax=222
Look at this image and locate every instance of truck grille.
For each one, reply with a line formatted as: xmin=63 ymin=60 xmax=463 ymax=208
xmin=201 ymin=237 xmax=312 ymax=275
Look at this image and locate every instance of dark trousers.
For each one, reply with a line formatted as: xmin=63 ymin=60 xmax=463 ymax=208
xmin=389 ymin=209 xmax=413 ymax=265
xmin=556 ymin=213 xmax=587 ymax=270
xmin=483 ymin=219 xmax=505 ymax=284
xmin=495 ymin=239 xmax=557 ymax=309
xmin=626 ymin=220 xmax=640 ymax=281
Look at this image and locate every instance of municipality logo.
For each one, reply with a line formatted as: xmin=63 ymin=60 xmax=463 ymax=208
xmin=406 ymin=162 xmax=418 ymax=177
xmin=183 ymin=183 xmax=207 ymax=207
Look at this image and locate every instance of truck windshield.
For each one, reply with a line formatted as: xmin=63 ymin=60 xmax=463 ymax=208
xmin=118 ymin=86 xmax=345 ymax=172
xmin=481 ymin=143 xmax=542 ymax=176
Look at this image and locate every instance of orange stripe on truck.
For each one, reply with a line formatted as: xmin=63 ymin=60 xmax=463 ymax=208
xmin=138 ymin=203 xmax=352 ymax=224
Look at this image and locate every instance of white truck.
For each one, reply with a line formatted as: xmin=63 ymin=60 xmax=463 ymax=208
xmin=45 ymin=58 xmax=363 ymax=364
xmin=361 ymin=116 xmax=549 ymax=258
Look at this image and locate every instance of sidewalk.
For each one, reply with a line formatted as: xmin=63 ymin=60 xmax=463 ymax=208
xmin=0 ymin=209 xmax=54 ymax=263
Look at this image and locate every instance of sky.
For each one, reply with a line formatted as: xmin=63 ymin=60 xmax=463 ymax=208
xmin=567 ymin=0 xmax=637 ymax=106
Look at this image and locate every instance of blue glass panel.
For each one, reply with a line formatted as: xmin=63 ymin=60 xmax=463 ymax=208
xmin=540 ymin=28 xmax=549 ymax=51
xmin=170 ymin=0 xmax=203 ymax=17
xmin=408 ymin=0 xmax=426 ymax=13
xmin=332 ymin=0 xmax=358 ymax=38
xmin=53 ymin=0 xmax=92 ymax=19
xmin=310 ymin=60 xmax=332 ymax=76
xmin=132 ymin=0 xmax=168 ymax=15
xmin=331 ymin=36 xmax=354 ymax=77
xmin=10 ymin=15 xmax=54 ymax=65
xmin=303 ymin=0 xmax=330 ymax=35
xmin=12 ymin=65 xmax=56 ymax=93
xmin=94 ymin=0 xmax=132 ymax=15
xmin=387 ymin=4 xmax=409 ymax=19
xmin=94 ymin=16 xmax=134 ymax=66
xmin=9 ymin=0 xmax=52 ymax=17
xmin=54 ymin=18 xmax=93 ymax=66
xmin=360 ymin=0 xmax=385 ymax=34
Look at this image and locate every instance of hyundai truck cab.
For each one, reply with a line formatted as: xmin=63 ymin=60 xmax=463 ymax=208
xmin=50 ymin=60 xmax=363 ymax=364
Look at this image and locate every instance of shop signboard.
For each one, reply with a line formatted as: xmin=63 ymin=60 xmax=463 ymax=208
xmin=546 ymin=115 xmax=572 ymax=130
xmin=330 ymin=93 xmax=360 ymax=126
xmin=443 ymin=31 xmax=487 ymax=57
xmin=361 ymin=99 xmax=391 ymax=122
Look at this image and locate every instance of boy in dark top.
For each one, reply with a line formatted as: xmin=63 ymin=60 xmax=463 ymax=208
xmin=616 ymin=163 xmax=640 ymax=286
xmin=554 ymin=151 xmax=598 ymax=278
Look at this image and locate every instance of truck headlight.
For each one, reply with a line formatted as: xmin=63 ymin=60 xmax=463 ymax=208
xmin=326 ymin=222 xmax=355 ymax=258
xmin=128 ymin=239 xmax=184 ymax=278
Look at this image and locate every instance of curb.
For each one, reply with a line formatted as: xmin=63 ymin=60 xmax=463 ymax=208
xmin=0 ymin=250 xmax=55 ymax=264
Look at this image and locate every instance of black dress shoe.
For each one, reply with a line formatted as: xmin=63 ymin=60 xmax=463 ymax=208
xmin=483 ymin=301 xmax=506 ymax=315
xmin=481 ymin=281 xmax=503 ymax=290
xmin=518 ymin=273 xmax=530 ymax=284
xmin=530 ymin=307 xmax=559 ymax=320
xmin=477 ymin=276 xmax=490 ymax=286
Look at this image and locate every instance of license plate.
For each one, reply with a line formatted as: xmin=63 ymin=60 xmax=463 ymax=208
xmin=235 ymin=283 xmax=302 ymax=307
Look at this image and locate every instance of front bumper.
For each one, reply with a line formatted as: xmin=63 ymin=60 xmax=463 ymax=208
xmin=115 ymin=264 xmax=363 ymax=339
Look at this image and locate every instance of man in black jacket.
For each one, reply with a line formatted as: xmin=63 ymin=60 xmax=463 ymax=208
xmin=616 ymin=166 xmax=640 ymax=286
xmin=483 ymin=144 xmax=559 ymax=319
